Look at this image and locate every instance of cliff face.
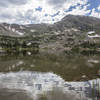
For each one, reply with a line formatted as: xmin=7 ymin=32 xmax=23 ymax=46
xmin=0 ymin=15 xmax=100 ymax=53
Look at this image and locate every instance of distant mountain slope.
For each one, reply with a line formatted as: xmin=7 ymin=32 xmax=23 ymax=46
xmin=53 ymin=15 xmax=100 ymax=31
xmin=0 ymin=15 xmax=100 ymax=36
xmin=0 ymin=15 xmax=100 ymax=53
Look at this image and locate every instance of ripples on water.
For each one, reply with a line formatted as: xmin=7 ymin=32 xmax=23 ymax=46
xmin=0 ymin=52 xmax=100 ymax=100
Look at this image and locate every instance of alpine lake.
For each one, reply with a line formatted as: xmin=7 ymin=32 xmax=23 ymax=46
xmin=0 ymin=50 xmax=100 ymax=100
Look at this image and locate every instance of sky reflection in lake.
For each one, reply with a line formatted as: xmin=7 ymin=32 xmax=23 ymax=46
xmin=0 ymin=53 xmax=100 ymax=100
xmin=0 ymin=71 xmax=100 ymax=100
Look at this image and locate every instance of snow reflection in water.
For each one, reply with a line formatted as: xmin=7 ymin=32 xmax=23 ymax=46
xmin=0 ymin=71 xmax=100 ymax=100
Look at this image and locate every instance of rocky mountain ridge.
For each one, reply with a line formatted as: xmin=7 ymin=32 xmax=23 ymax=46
xmin=0 ymin=15 xmax=100 ymax=53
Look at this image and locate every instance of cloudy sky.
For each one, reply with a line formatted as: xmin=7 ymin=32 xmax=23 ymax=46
xmin=0 ymin=0 xmax=100 ymax=24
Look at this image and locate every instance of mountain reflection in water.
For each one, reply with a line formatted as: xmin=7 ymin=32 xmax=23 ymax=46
xmin=0 ymin=52 xmax=100 ymax=100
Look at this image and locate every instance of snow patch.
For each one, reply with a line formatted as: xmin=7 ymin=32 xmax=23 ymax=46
xmin=30 ymin=30 xmax=36 ymax=32
xmin=88 ymin=34 xmax=100 ymax=38
xmin=88 ymin=31 xmax=95 ymax=34
xmin=16 ymin=61 xmax=24 ymax=66
xmin=88 ymin=59 xmax=99 ymax=64
xmin=27 ymin=52 xmax=31 ymax=55
xmin=72 ymin=28 xmax=79 ymax=31
xmin=54 ymin=32 xmax=60 ymax=35
xmin=20 ymin=26 xmax=25 ymax=29
xmin=11 ymin=28 xmax=16 ymax=32
xmin=8 ymin=25 xmax=11 ymax=30
xmin=16 ymin=31 xmax=24 ymax=36
xmin=27 ymin=42 xmax=32 ymax=46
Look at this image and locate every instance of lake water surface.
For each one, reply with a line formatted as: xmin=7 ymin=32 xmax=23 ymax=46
xmin=0 ymin=52 xmax=100 ymax=100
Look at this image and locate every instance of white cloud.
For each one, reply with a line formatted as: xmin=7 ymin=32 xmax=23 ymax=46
xmin=65 ymin=4 xmax=91 ymax=16
xmin=98 ymin=5 xmax=100 ymax=11
xmin=91 ymin=8 xmax=100 ymax=18
xmin=0 ymin=0 xmax=99 ymax=24
xmin=0 ymin=0 xmax=28 ymax=7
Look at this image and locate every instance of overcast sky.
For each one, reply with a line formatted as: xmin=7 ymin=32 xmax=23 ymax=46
xmin=0 ymin=0 xmax=100 ymax=24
